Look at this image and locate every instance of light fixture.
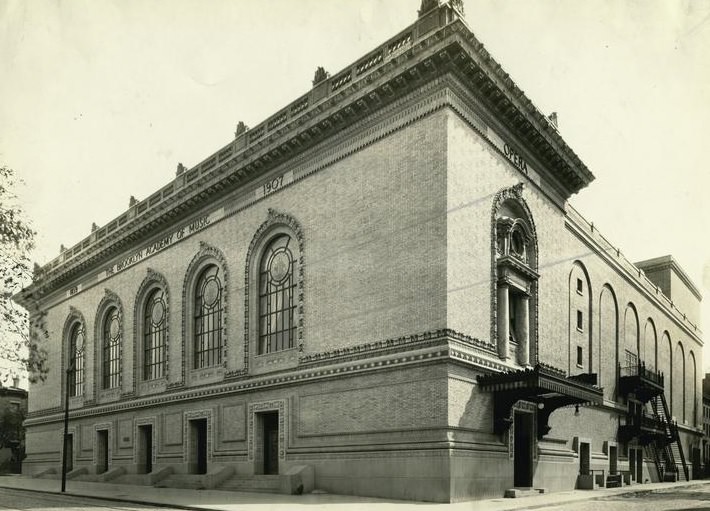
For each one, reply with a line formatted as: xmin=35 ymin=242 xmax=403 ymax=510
xmin=574 ymin=404 xmax=580 ymax=417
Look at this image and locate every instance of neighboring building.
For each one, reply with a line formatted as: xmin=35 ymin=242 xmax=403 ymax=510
xmin=14 ymin=0 xmax=703 ymax=502
xmin=0 ymin=376 xmax=28 ymax=473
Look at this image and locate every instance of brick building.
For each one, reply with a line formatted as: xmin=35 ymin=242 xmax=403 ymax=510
xmin=15 ymin=0 xmax=703 ymax=502
xmin=0 ymin=377 xmax=28 ymax=473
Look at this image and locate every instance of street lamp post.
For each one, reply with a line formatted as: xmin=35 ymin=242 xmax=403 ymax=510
xmin=61 ymin=364 xmax=73 ymax=493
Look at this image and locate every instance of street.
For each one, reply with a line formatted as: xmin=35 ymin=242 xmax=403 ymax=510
xmin=0 ymin=488 xmax=183 ymax=511
xmin=533 ymin=485 xmax=710 ymax=511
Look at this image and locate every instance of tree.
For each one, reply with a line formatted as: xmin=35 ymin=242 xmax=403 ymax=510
xmin=0 ymin=165 xmax=47 ymax=385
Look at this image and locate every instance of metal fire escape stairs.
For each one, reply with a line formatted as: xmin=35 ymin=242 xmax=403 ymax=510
xmin=618 ymin=362 xmax=689 ymax=481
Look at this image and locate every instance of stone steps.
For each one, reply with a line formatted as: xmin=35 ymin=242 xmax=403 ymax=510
xmin=154 ymin=474 xmax=209 ymax=490
xmin=219 ymin=475 xmax=281 ymax=493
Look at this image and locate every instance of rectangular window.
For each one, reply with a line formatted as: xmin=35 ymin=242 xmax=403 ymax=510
xmin=576 ymin=310 xmax=583 ymax=331
xmin=576 ymin=278 xmax=583 ymax=294
xmin=577 ymin=346 xmax=583 ymax=367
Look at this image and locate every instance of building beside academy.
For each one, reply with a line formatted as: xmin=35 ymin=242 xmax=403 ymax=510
xmin=15 ymin=0 xmax=703 ymax=502
xmin=0 ymin=377 xmax=28 ymax=473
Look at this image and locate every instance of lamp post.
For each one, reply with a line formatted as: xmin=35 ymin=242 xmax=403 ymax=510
xmin=61 ymin=362 xmax=73 ymax=493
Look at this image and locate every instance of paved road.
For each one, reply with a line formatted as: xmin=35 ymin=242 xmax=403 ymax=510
xmin=534 ymin=486 xmax=710 ymax=511
xmin=0 ymin=488 xmax=183 ymax=511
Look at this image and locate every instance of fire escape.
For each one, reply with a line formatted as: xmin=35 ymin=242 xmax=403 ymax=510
xmin=618 ymin=361 xmax=689 ymax=481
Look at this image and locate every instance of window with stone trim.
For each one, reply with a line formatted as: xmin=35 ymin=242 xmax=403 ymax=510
xmin=143 ymin=287 xmax=167 ymax=380
xmin=68 ymin=322 xmax=85 ymax=397
xmin=194 ymin=264 xmax=223 ymax=368
xmin=102 ymin=306 xmax=121 ymax=389
xmin=258 ymin=234 xmax=297 ymax=354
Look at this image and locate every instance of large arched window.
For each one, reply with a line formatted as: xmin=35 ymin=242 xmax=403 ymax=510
xmin=102 ymin=306 xmax=121 ymax=389
xmin=258 ymin=234 xmax=296 ymax=354
xmin=144 ymin=288 xmax=167 ymax=380
xmin=194 ymin=264 xmax=223 ymax=368
xmin=492 ymin=184 xmax=538 ymax=366
xmin=68 ymin=322 xmax=85 ymax=397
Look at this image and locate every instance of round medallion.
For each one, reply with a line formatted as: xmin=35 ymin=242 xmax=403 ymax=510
xmin=75 ymin=330 xmax=85 ymax=352
xmin=109 ymin=316 xmax=120 ymax=340
xmin=151 ymin=299 xmax=165 ymax=325
xmin=202 ymin=278 xmax=221 ymax=307
xmin=269 ymin=250 xmax=291 ymax=283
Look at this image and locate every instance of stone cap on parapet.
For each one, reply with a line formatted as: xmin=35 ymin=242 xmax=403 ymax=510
xmin=18 ymin=0 xmax=594 ymax=303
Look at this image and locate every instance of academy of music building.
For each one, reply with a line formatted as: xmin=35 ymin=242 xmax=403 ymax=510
xmin=16 ymin=1 xmax=703 ymax=502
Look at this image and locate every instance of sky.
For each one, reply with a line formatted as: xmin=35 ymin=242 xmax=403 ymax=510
xmin=1 ymin=0 xmax=709 ymax=374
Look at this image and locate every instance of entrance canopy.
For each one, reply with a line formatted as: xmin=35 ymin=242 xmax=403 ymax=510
xmin=477 ymin=364 xmax=604 ymax=439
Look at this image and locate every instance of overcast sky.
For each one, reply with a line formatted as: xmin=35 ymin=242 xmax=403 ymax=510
xmin=1 ymin=0 xmax=709 ymax=372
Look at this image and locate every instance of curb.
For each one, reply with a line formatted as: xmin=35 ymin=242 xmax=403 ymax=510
xmin=0 ymin=484 xmax=224 ymax=511
xmin=518 ymin=481 xmax=708 ymax=511
xmin=1 ymin=479 xmax=709 ymax=510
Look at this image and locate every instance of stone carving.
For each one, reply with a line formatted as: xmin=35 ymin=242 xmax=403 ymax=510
xmin=176 ymin=163 xmax=186 ymax=176
xmin=312 ymin=66 xmax=329 ymax=86
xmin=235 ymin=121 xmax=249 ymax=138
xmin=129 ymin=196 xmax=137 ymax=207
xmin=419 ymin=0 xmax=440 ymax=16
xmin=450 ymin=0 xmax=464 ymax=15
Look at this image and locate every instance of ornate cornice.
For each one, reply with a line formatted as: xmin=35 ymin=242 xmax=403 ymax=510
xmin=24 ymin=4 xmax=592 ymax=301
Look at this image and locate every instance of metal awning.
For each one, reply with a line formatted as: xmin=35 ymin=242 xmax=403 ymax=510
xmin=477 ymin=363 xmax=604 ymax=439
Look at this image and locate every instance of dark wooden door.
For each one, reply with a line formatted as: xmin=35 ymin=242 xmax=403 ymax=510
xmin=196 ymin=420 xmax=207 ymax=474
xmin=97 ymin=430 xmax=108 ymax=474
xmin=513 ymin=412 xmax=533 ymax=487
xmin=143 ymin=426 xmax=153 ymax=473
xmin=263 ymin=413 xmax=279 ymax=475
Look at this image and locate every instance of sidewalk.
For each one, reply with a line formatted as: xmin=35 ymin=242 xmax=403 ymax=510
xmin=1 ymin=474 xmax=709 ymax=511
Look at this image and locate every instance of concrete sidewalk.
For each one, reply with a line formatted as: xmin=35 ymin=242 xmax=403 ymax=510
xmin=1 ymin=474 xmax=709 ymax=510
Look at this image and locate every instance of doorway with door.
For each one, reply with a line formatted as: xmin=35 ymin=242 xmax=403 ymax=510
xmin=137 ymin=424 xmax=153 ymax=474
xmin=513 ymin=411 xmax=534 ymax=487
xmin=189 ymin=419 xmax=208 ymax=475
xmin=96 ymin=430 xmax=109 ymax=474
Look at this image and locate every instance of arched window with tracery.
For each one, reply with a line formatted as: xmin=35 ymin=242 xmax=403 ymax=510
xmin=102 ymin=306 xmax=121 ymax=389
xmin=258 ymin=234 xmax=297 ymax=354
xmin=68 ymin=322 xmax=85 ymax=397
xmin=194 ymin=264 xmax=223 ymax=368
xmin=144 ymin=288 xmax=167 ymax=379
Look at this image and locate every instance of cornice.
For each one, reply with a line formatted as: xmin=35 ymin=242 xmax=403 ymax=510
xmin=22 ymin=3 xmax=593 ymax=302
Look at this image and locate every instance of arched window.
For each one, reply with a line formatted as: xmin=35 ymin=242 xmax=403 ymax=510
xmin=144 ymin=288 xmax=167 ymax=380
xmin=492 ymin=185 xmax=538 ymax=366
xmin=194 ymin=264 xmax=223 ymax=368
xmin=102 ymin=306 xmax=121 ymax=389
xmin=68 ymin=322 xmax=85 ymax=397
xmin=258 ymin=234 xmax=296 ymax=354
